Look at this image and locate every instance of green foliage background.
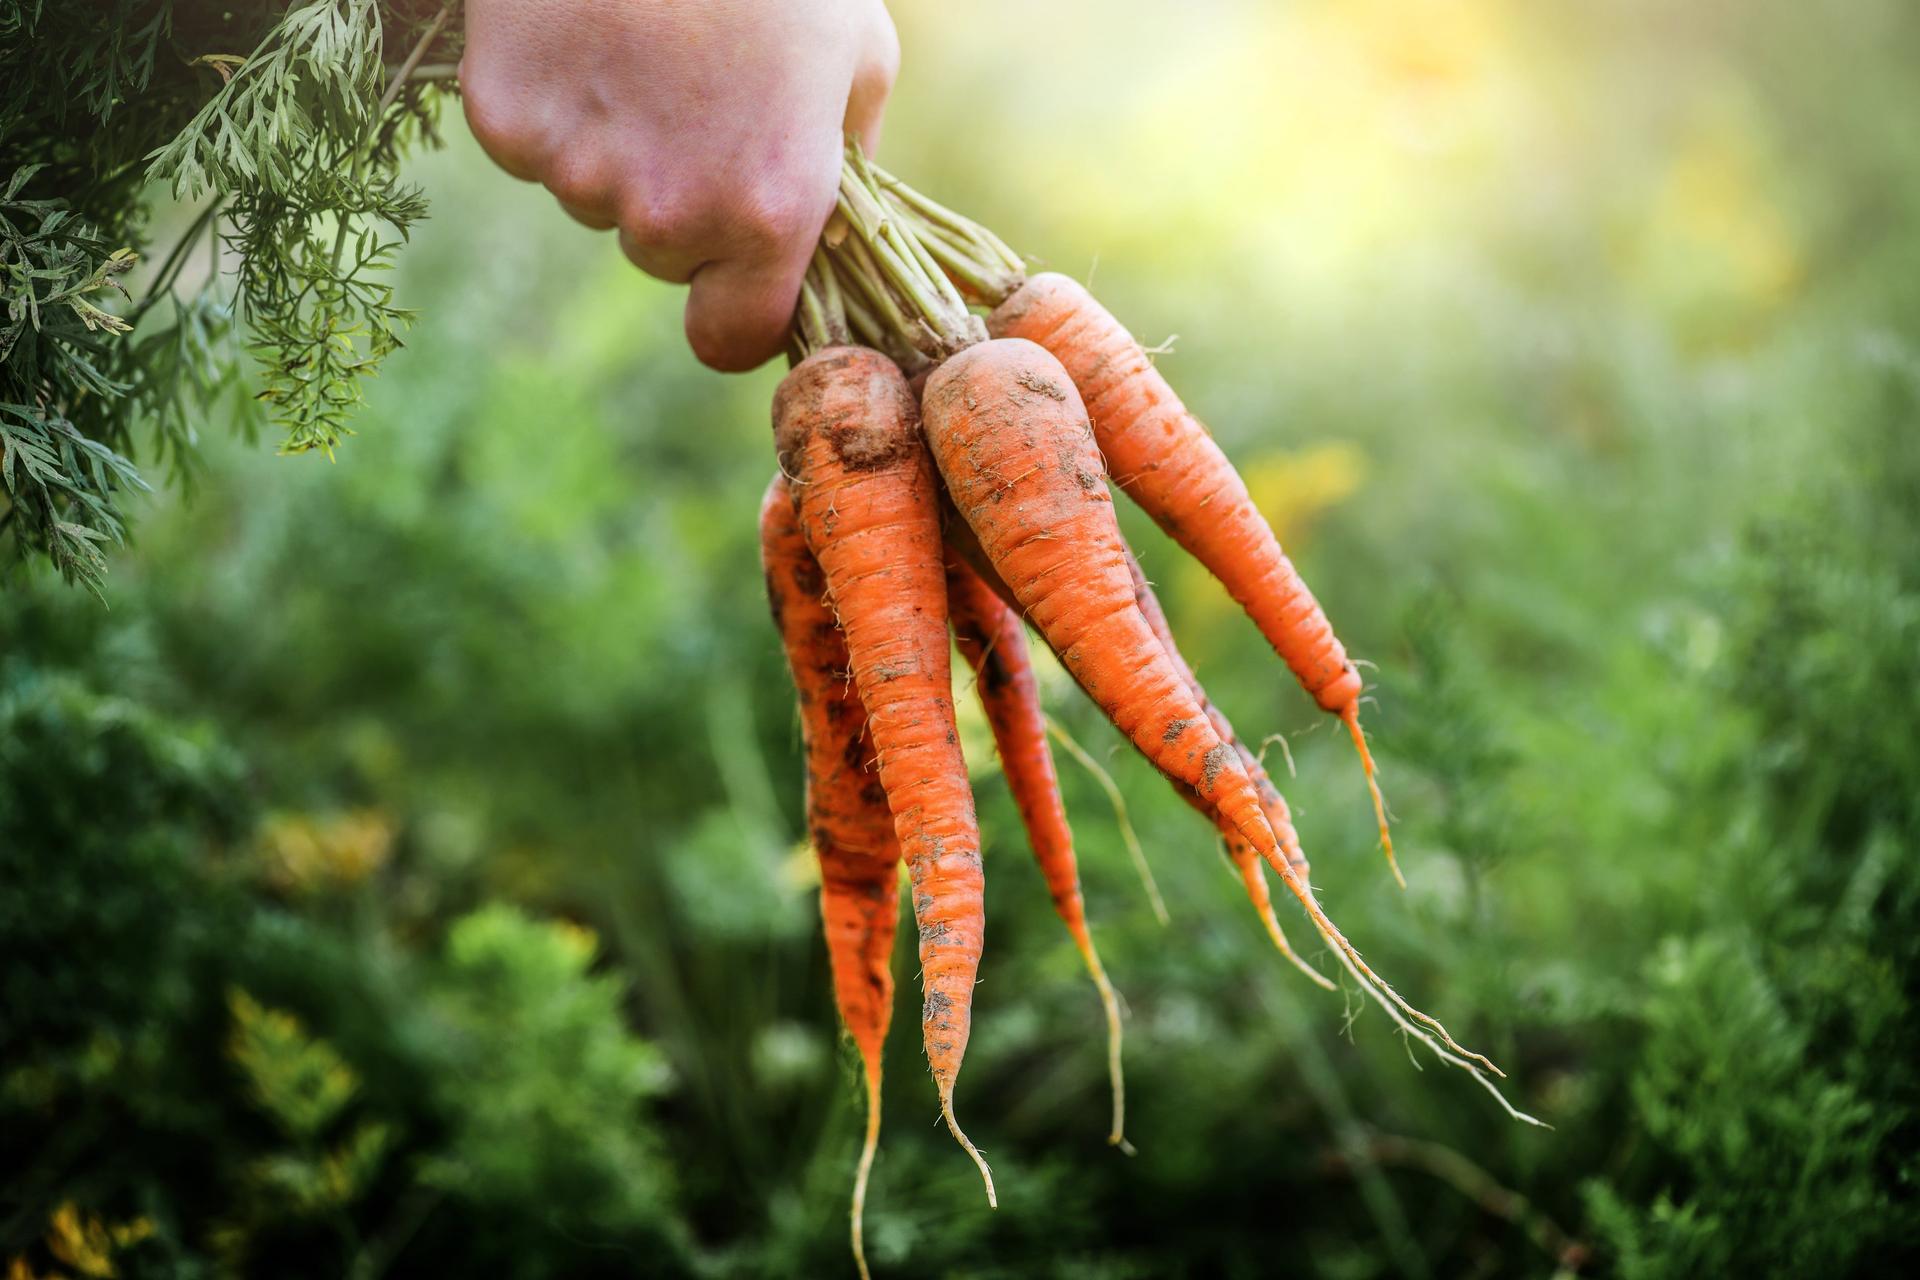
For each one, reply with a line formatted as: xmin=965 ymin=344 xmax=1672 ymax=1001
xmin=5 ymin=1 xmax=1919 ymax=1275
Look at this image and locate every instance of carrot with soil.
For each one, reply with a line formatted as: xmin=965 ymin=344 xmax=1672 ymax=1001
xmin=945 ymin=549 xmax=1131 ymax=1150
xmin=773 ymin=345 xmax=997 ymax=1202
xmin=922 ymin=337 xmax=1535 ymax=1121
xmin=921 ymin=339 xmax=1278 ymax=856
xmin=941 ymin=502 xmax=1174 ymax=923
xmin=760 ymin=474 xmax=901 ymax=1279
xmin=987 ymin=272 xmax=1401 ymax=887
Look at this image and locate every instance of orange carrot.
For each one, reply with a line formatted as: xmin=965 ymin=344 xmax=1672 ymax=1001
xmin=939 ymin=519 xmax=1176 ymax=921
xmin=943 ymin=524 xmax=1316 ymax=988
xmin=773 ymin=347 xmax=997 ymax=1202
xmin=760 ymin=474 xmax=901 ymax=1279
xmin=924 ymin=338 xmax=1536 ymax=1122
xmin=945 ymin=510 xmax=1302 ymax=917
xmin=990 ymin=274 xmax=1400 ymax=886
xmin=923 ymin=339 xmax=1278 ymax=863
xmin=945 ymin=549 xmax=1131 ymax=1150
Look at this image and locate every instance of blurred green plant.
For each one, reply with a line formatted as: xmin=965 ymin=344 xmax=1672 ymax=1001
xmin=1 ymin=654 xmax=688 ymax=1276
xmin=228 ymin=988 xmax=370 ymax=1143
xmin=7 ymin=1 xmax=1920 ymax=1276
xmin=416 ymin=906 xmax=681 ymax=1245
xmin=1579 ymin=359 xmax=1920 ymax=1276
xmin=212 ymin=990 xmax=394 ymax=1271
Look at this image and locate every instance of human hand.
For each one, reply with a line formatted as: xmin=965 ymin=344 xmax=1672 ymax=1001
xmin=460 ymin=0 xmax=899 ymax=371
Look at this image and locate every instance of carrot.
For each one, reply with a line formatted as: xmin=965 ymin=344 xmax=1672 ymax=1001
xmin=944 ymin=549 xmax=1131 ymax=1151
xmin=1124 ymin=548 xmax=1332 ymax=991
xmin=941 ymin=500 xmax=1176 ymax=924
xmin=922 ymin=340 xmax=1275 ymax=853
xmin=989 ymin=273 xmax=1401 ymax=887
xmin=924 ymin=339 xmax=1538 ymax=1123
xmin=773 ymin=346 xmax=997 ymax=1203
xmin=760 ymin=475 xmax=901 ymax=1280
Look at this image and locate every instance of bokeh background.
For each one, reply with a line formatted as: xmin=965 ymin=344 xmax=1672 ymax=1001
xmin=6 ymin=0 xmax=1919 ymax=1275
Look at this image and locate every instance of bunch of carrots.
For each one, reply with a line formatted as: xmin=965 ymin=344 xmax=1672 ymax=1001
xmin=760 ymin=144 xmax=1541 ymax=1278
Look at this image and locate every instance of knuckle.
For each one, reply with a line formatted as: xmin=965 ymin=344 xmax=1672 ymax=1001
xmin=460 ymin=77 xmax=537 ymax=161
xmin=730 ymin=178 xmax=827 ymax=250
xmin=684 ymin=307 xmax=744 ymax=372
xmin=618 ymin=190 xmax=695 ymax=251
xmin=543 ymin=152 xmax=608 ymax=212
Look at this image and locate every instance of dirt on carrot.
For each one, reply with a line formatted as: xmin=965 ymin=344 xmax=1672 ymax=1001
xmin=760 ymin=473 xmax=902 ymax=1278
xmin=946 ymin=548 xmax=1130 ymax=1151
xmin=990 ymin=272 xmax=1401 ymax=886
xmin=923 ymin=337 xmax=1533 ymax=1125
xmin=774 ymin=345 xmax=996 ymax=1203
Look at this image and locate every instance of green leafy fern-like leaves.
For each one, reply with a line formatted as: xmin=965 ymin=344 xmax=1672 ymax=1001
xmin=1 ymin=1 xmax=460 ymax=588
xmin=147 ymin=0 xmax=428 ymax=458
xmin=147 ymin=0 xmax=386 ymax=205
xmin=0 ymin=165 xmax=149 ymax=590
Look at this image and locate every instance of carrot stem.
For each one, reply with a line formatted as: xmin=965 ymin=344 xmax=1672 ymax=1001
xmin=870 ymin=160 xmax=1024 ymax=302
xmin=837 ymin=233 xmax=926 ymax=359
xmin=853 ymin=146 xmax=971 ymax=321
xmin=794 ymin=250 xmax=853 ymax=357
xmin=820 ymin=142 xmax=983 ymax=360
xmin=914 ymin=226 xmax=1000 ymax=302
xmin=829 ymin=254 xmax=927 ymax=374
xmin=795 ymin=266 xmax=830 ymax=356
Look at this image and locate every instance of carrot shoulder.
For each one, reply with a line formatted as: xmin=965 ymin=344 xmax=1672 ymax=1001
xmin=773 ymin=347 xmax=996 ymax=1202
xmin=989 ymin=273 xmax=1399 ymax=885
xmin=760 ymin=474 xmax=901 ymax=1278
xmin=945 ymin=549 xmax=1130 ymax=1150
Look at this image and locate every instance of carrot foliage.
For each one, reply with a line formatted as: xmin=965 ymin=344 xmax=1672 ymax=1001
xmin=1 ymin=0 xmax=462 ymax=591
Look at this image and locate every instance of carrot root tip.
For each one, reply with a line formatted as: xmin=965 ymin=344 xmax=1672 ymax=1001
xmin=1077 ymin=940 xmax=1128 ymax=1151
xmin=939 ymin=1091 xmax=997 ymax=1208
xmin=850 ymin=1079 xmax=882 ymax=1280
xmin=1267 ymin=853 xmax=1533 ymax=1116
xmin=1340 ymin=703 xmax=1403 ymax=888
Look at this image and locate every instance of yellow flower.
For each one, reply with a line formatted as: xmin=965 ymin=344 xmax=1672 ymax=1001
xmin=1242 ymin=443 xmax=1369 ymax=551
xmin=256 ymin=809 xmax=395 ymax=892
xmin=40 ymin=1201 xmax=150 ymax=1280
xmin=782 ymin=837 xmax=820 ymax=892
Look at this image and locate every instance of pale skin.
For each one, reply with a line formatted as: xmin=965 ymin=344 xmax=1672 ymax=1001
xmin=460 ymin=0 xmax=899 ymax=372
